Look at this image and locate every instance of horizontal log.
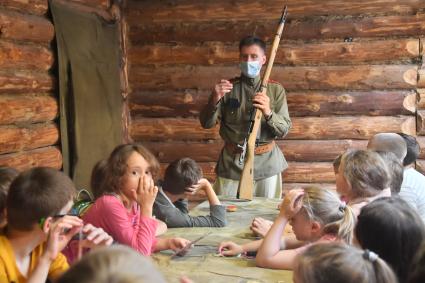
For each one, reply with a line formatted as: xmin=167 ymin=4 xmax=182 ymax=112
xmin=129 ymin=13 xmax=425 ymax=44
xmin=0 ymin=123 xmax=59 ymax=154
xmin=0 ymin=40 xmax=54 ymax=71
xmin=0 ymin=70 xmax=54 ymax=93
xmin=129 ymin=65 xmax=418 ymax=91
xmin=142 ymin=139 xmax=366 ymax=163
xmin=417 ymin=110 xmax=425 ymax=135
xmin=0 ymin=95 xmax=58 ymax=125
xmin=160 ymin=161 xmax=335 ymax=183
xmin=0 ymin=9 xmax=54 ymax=43
xmin=0 ymin=0 xmax=47 ymax=15
xmin=129 ymin=38 xmax=420 ymax=66
xmin=131 ymin=118 xmax=219 ymax=141
xmin=129 ymin=90 xmax=416 ymax=117
xmin=0 ymin=146 xmax=62 ymax=170
xmin=130 ymin=116 xmax=416 ymax=141
xmin=283 ymin=183 xmax=336 ymax=192
xmin=284 ymin=162 xmax=336 ymax=183
xmin=127 ymin=0 xmax=425 ymax=23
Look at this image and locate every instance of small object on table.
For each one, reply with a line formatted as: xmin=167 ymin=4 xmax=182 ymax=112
xmin=171 ymin=232 xmax=212 ymax=259
xmin=226 ymin=204 xmax=237 ymax=212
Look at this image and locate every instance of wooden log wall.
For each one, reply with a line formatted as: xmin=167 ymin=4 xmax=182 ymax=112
xmin=126 ymin=0 xmax=425 ymax=191
xmin=0 ymin=0 xmax=110 ymax=171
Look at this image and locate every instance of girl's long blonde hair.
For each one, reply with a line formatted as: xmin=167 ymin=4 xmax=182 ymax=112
xmin=301 ymin=186 xmax=356 ymax=243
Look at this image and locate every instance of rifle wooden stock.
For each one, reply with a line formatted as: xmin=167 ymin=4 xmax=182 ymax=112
xmin=237 ymin=6 xmax=288 ymax=200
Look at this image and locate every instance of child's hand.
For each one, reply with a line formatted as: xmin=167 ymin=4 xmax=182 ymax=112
xmin=44 ymin=216 xmax=83 ymax=261
xmin=218 ymin=241 xmax=244 ymax=256
xmin=134 ymin=175 xmax=158 ymax=215
xmin=168 ymin=237 xmax=191 ymax=251
xmin=185 ymin=178 xmax=210 ymax=195
xmin=79 ymin=224 xmax=113 ymax=249
xmin=250 ymin=217 xmax=273 ymax=238
xmin=279 ymin=189 xmax=304 ymax=219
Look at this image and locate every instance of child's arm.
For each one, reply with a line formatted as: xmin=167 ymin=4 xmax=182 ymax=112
xmin=197 ymin=178 xmax=220 ymax=206
xmin=173 ymin=178 xmax=226 ymax=228
xmin=154 ymin=237 xmax=191 ymax=252
xmin=256 ymin=189 xmax=304 ymax=270
xmin=218 ymin=240 xmax=263 ymax=256
xmin=28 ymin=216 xmax=82 ymax=283
xmin=155 ymin=219 xmax=168 ymax=236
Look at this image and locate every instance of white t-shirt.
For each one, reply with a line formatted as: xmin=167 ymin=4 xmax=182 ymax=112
xmin=400 ymin=167 xmax=425 ymax=222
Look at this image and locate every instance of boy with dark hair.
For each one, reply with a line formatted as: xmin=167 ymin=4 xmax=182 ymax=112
xmin=0 ymin=166 xmax=19 ymax=229
xmin=397 ymin=133 xmax=425 ymax=222
xmin=153 ymin=158 xmax=227 ymax=228
xmin=0 ymin=167 xmax=113 ymax=283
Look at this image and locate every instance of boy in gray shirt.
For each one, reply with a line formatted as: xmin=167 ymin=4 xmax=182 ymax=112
xmin=153 ymin=158 xmax=227 ymax=228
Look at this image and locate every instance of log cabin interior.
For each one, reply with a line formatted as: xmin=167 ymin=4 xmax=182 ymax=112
xmin=1 ymin=0 xmax=425 ymax=282
xmin=1 ymin=0 xmax=424 ymax=190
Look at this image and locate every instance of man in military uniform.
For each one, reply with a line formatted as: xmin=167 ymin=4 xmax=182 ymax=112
xmin=199 ymin=36 xmax=291 ymax=198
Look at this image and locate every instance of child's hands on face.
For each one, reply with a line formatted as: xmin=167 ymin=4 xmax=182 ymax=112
xmin=133 ymin=174 xmax=158 ymax=209
xmin=79 ymin=224 xmax=113 ymax=249
xmin=184 ymin=178 xmax=210 ymax=195
xmin=44 ymin=216 xmax=83 ymax=261
xmin=218 ymin=241 xmax=244 ymax=256
xmin=279 ymin=189 xmax=304 ymax=219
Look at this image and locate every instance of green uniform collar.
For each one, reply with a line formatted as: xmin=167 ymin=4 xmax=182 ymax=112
xmin=240 ymin=74 xmax=261 ymax=87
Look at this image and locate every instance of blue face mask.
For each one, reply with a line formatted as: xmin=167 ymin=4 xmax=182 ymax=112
xmin=240 ymin=61 xmax=261 ymax=78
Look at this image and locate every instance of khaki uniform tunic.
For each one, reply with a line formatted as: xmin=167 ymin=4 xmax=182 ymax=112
xmin=200 ymin=74 xmax=291 ymax=181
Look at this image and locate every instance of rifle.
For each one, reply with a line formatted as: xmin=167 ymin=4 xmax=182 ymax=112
xmin=237 ymin=6 xmax=288 ymax=200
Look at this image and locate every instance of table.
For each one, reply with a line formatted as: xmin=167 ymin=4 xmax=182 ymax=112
xmin=152 ymin=197 xmax=293 ymax=283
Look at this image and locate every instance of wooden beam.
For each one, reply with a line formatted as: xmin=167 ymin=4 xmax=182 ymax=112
xmin=129 ymin=38 xmax=420 ymax=66
xmin=0 ymin=146 xmax=62 ymax=170
xmin=129 ymin=13 xmax=425 ymax=44
xmin=0 ymin=0 xmax=48 ymax=15
xmin=130 ymin=116 xmax=416 ymax=141
xmin=0 ymin=9 xmax=54 ymax=43
xmin=0 ymin=123 xmax=59 ymax=154
xmin=283 ymin=183 xmax=336 ymax=192
xmin=0 ymin=40 xmax=54 ymax=71
xmin=142 ymin=139 xmax=366 ymax=163
xmin=129 ymin=65 xmax=418 ymax=91
xmin=0 ymin=95 xmax=58 ymax=125
xmin=129 ymin=90 xmax=416 ymax=117
xmin=284 ymin=162 xmax=336 ymax=183
xmin=127 ymin=0 xmax=425 ymax=23
xmin=160 ymin=161 xmax=335 ymax=183
xmin=0 ymin=70 xmax=54 ymax=93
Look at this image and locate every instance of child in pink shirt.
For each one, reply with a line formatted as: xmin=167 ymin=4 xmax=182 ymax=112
xmin=82 ymin=144 xmax=190 ymax=256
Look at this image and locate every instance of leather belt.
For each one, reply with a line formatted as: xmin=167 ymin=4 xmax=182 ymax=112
xmin=225 ymin=141 xmax=275 ymax=155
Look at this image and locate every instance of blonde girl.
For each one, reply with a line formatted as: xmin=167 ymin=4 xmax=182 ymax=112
xmin=219 ymin=187 xmax=356 ymax=270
